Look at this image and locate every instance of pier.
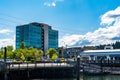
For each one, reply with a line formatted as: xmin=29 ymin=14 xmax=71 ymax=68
xmin=0 ymin=62 xmax=76 ymax=80
xmin=1 ymin=59 xmax=120 ymax=80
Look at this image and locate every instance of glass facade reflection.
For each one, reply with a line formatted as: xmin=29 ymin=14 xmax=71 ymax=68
xmin=16 ymin=22 xmax=58 ymax=52
xmin=16 ymin=24 xmax=42 ymax=49
xmin=48 ymin=29 xmax=58 ymax=49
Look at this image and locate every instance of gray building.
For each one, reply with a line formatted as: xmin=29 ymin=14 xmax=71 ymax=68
xmin=58 ymin=46 xmax=82 ymax=58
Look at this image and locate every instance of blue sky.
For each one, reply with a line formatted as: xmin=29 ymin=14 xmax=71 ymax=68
xmin=0 ymin=0 xmax=120 ymax=48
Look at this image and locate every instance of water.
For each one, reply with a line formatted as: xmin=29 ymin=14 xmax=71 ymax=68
xmin=81 ymin=75 xmax=120 ymax=80
xmin=31 ymin=75 xmax=120 ymax=80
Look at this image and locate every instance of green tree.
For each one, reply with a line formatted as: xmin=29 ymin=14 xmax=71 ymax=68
xmin=46 ymin=48 xmax=58 ymax=60
xmin=36 ymin=49 xmax=43 ymax=61
xmin=7 ymin=46 xmax=13 ymax=51
xmin=28 ymin=47 xmax=43 ymax=61
xmin=6 ymin=45 xmax=13 ymax=59
xmin=7 ymin=50 xmax=13 ymax=59
xmin=12 ymin=42 xmax=26 ymax=61
xmin=20 ymin=41 xmax=26 ymax=49
xmin=13 ymin=49 xmax=22 ymax=59
xmin=13 ymin=45 xmax=43 ymax=62
xmin=0 ymin=50 xmax=4 ymax=59
xmin=28 ymin=47 xmax=37 ymax=60
xmin=20 ymin=53 xmax=25 ymax=61
xmin=13 ymin=48 xmax=26 ymax=61
xmin=52 ymin=54 xmax=58 ymax=60
xmin=0 ymin=46 xmax=14 ymax=59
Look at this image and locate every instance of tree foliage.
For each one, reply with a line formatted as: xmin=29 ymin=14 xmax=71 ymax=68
xmin=0 ymin=49 xmax=4 ymax=59
xmin=13 ymin=46 xmax=43 ymax=62
xmin=96 ymin=41 xmax=120 ymax=49
xmin=7 ymin=46 xmax=13 ymax=51
xmin=20 ymin=41 xmax=26 ymax=49
xmin=46 ymin=48 xmax=58 ymax=60
xmin=0 ymin=42 xmax=43 ymax=63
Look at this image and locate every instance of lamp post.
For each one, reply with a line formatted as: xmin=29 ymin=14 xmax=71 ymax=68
xmin=77 ymin=55 xmax=80 ymax=80
xmin=4 ymin=47 xmax=7 ymax=80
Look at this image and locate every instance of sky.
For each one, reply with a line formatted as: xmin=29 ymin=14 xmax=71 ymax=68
xmin=0 ymin=0 xmax=120 ymax=48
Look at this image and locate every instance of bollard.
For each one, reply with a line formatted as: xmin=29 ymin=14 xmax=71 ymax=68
xmin=77 ymin=55 xmax=80 ymax=80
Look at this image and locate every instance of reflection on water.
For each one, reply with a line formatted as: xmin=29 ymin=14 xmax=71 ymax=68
xmin=81 ymin=75 xmax=120 ymax=80
xmin=32 ymin=75 xmax=120 ymax=80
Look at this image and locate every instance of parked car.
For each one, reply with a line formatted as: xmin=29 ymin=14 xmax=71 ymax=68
xmin=0 ymin=60 xmax=4 ymax=66
xmin=0 ymin=61 xmax=5 ymax=70
xmin=40 ymin=59 xmax=52 ymax=63
xmin=13 ymin=58 xmax=22 ymax=63
xmin=66 ymin=58 xmax=75 ymax=63
xmin=0 ymin=59 xmax=12 ymax=64
xmin=6 ymin=59 xmax=12 ymax=63
xmin=54 ymin=59 xmax=61 ymax=63
xmin=60 ymin=58 xmax=65 ymax=62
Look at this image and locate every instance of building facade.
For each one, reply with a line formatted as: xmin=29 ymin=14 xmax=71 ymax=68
xmin=80 ymin=49 xmax=120 ymax=61
xmin=58 ymin=46 xmax=82 ymax=58
xmin=16 ymin=22 xmax=58 ymax=53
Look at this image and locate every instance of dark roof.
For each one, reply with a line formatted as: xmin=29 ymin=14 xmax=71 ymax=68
xmin=30 ymin=22 xmax=51 ymax=27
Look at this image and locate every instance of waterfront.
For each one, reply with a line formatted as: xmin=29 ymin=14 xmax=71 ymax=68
xmin=31 ymin=75 xmax=120 ymax=80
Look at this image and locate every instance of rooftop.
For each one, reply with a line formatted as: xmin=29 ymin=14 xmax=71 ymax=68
xmin=81 ymin=49 xmax=120 ymax=55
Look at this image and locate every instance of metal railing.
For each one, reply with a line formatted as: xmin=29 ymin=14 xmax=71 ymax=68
xmin=0 ymin=62 xmax=75 ymax=71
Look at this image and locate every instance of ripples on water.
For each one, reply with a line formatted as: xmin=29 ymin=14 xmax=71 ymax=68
xmin=31 ymin=75 xmax=120 ymax=80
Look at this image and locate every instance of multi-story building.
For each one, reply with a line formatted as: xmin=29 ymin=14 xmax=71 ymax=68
xmin=16 ymin=22 xmax=58 ymax=53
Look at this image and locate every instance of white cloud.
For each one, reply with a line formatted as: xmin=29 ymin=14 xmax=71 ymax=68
xmin=59 ymin=34 xmax=83 ymax=47
xmin=0 ymin=29 xmax=15 ymax=49
xmin=44 ymin=0 xmax=63 ymax=7
xmin=0 ymin=29 xmax=13 ymax=34
xmin=59 ymin=6 xmax=120 ymax=47
xmin=0 ymin=28 xmax=15 ymax=49
xmin=0 ymin=35 xmax=15 ymax=49
xmin=100 ymin=7 xmax=120 ymax=26
xmin=44 ymin=2 xmax=56 ymax=7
